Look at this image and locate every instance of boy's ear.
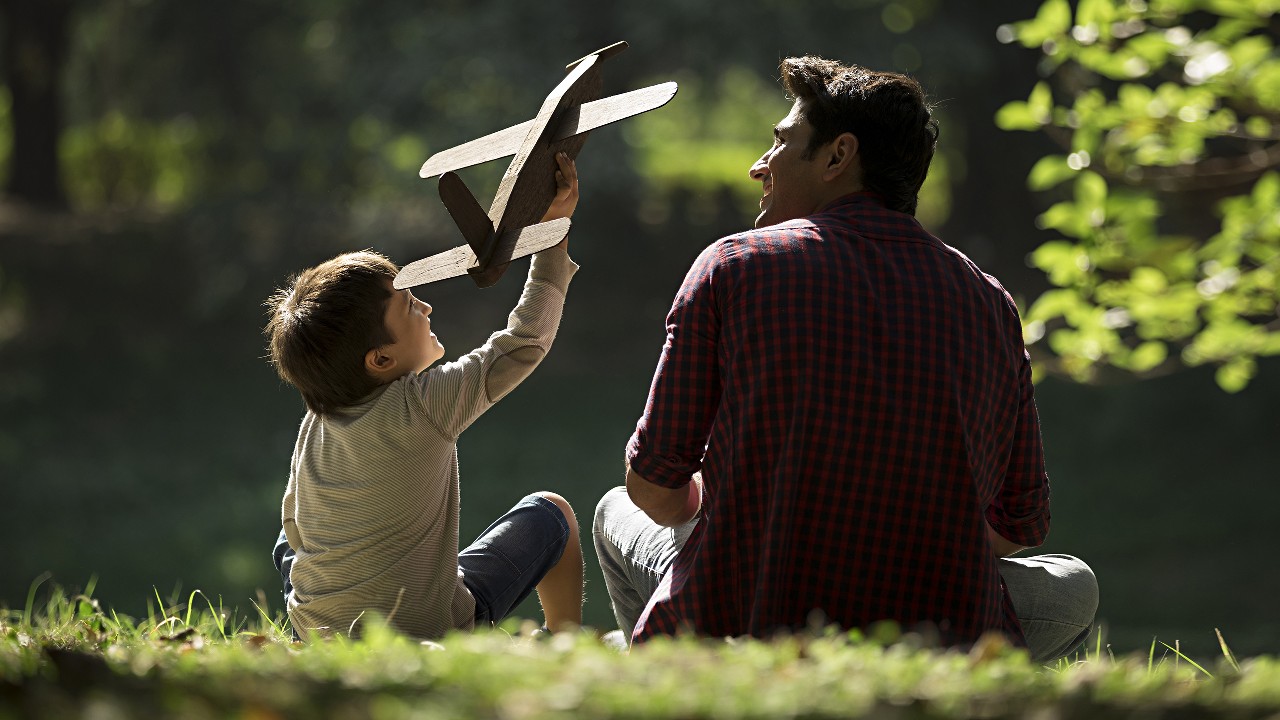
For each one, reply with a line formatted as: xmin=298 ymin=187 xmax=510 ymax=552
xmin=821 ymin=132 xmax=860 ymax=183
xmin=364 ymin=346 xmax=397 ymax=377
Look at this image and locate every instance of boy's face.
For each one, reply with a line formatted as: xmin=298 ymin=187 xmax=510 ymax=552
xmin=379 ymin=282 xmax=446 ymax=375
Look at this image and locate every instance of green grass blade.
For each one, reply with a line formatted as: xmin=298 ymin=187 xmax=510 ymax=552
xmin=1160 ymin=642 xmax=1212 ymax=678
xmin=184 ymin=589 xmax=200 ymax=627
xmin=22 ymin=573 xmax=52 ymax=626
xmin=1215 ymin=628 xmax=1240 ymax=673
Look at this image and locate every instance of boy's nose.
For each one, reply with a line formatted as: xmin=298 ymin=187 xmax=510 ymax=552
xmin=749 ymin=156 xmax=769 ymax=182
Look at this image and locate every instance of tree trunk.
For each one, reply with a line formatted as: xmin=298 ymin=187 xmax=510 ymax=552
xmin=2 ymin=0 xmax=71 ymax=209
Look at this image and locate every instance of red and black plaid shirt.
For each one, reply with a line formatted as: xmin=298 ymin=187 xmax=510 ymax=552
xmin=626 ymin=193 xmax=1050 ymax=646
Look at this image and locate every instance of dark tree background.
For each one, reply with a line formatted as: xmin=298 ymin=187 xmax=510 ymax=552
xmin=0 ymin=0 xmax=1276 ymax=657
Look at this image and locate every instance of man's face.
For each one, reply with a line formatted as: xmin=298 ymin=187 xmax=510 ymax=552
xmin=749 ymin=100 xmax=830 ymax=229
xmin=380 ymin=282 xmax=446 ymax=375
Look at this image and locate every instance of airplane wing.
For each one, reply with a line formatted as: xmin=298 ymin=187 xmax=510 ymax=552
xmin=417 ymin=122 xmax=531 ymax=180
xmin=418 ymin=82 xmax=679 ymax=178
xmin=556 ymin=82 xmax=678 ymax=142
xmin=393 ymin=244 xmax=478 ymax=289
xmin=393 ymin=218 xmax=572 ymax=289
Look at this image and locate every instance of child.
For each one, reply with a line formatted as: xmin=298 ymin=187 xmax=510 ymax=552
xmin=265 ymin=154 xmax=583 ymax=641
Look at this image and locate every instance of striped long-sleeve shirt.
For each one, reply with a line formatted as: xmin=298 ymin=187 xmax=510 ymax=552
xmin=282 ymin=248 xmax=577 ymax=640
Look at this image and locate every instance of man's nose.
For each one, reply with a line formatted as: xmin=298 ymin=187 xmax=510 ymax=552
xmin=749 ymin=156 xmax=769 ymax=181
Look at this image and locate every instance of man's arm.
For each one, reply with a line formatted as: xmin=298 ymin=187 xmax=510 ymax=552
xmin=986 ymin=290 xmax=1052 ymax=552
xmin=626 ymin=466 xmax=701 ymax=527
xmin=624 ymin=241 xmax=724 ymax=528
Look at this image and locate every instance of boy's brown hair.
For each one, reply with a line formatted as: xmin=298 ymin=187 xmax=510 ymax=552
xmin=264 ymin=251 xmax=399 ymax=414
xmin=780 ymin=56 xmax=938 ymax=217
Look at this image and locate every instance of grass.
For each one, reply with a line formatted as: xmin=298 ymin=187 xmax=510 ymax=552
xmin=3 ymin=583 xmax=1280 ymax=719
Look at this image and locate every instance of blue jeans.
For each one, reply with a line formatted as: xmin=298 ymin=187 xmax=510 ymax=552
xmin=273 ymin=493 xmax=569 ymax=628
xmin=592 ymin=486 xmax=1098 ymax=663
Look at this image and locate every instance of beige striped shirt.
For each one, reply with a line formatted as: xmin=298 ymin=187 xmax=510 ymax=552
xmin=281 ymin=248 xmax=578 ymax=640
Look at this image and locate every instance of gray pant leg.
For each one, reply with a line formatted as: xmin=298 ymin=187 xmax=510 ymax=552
xmin=592 ymin=486 xmax=697 ymax=639
xmin=999 ymin=554 xmax=1099 ymax=664
xmin=594 ymin=486 xmax=1097 ymax=660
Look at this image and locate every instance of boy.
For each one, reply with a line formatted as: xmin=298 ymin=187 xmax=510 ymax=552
xmin=265 ymin=154 xmax=582 ymax=641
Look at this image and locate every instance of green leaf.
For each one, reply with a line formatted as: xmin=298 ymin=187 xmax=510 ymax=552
xmin=1027 ymin=287 xmax=1089 ymax=323
xmin=1228 ymin=35 xmax=1273 ymax=70
xmin=995 ymin=101 xmax=1041 ymax=131
xmin=1251 ymin=171 xmax=1280 ymax=206
xmin=1128 ymin=341 xmax=1168 ymax=371
xmin=1075 ymin=0 xmax=1115 ymax=32
xmin=1244 ymin=116 xmax=1272 ymax=138
xmin=1215 ymin=357 xmax=1256 ymax=392
xmin=1074 ymin=172 xmax=1108 ymax=223
xmin=1015 ymin=0 xmax=1075 ymax=46
xmin=1028 ymin=82 xmax=1054 ymax=121
xmin=1039 ymin=202 xmax=1089 ymax=239
xmin=1028 ymin=155 xmax=1077 ymax=190
xmin=1038 ymin=0 xmax=1073 ymax=35
xmin=1130 ymin=267 xmax=1168 ymax=293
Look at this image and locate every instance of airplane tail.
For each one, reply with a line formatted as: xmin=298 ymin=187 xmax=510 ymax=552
xmin=438 ymin=172 xmax=495 ymax=260
xmin=468 ymin=218 xmax=571 ymax=288
xmin=395 ymin=175 xmax=569 ymax=290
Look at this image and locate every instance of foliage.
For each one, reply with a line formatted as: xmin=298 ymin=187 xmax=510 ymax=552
xmin=997 ymin=0 xmax=1280 ymax=391
xmin=60 ymin=112 xmax=211 ymax=210
xmin=625 ymin=64 xmax=956 ymax=232
xmin=2 ymin=0 xmax=1279 ymax=679
xmin=624 ymin=66 xmax=789 ymax=224
xmin=3 ymin=584 xmax=1280 ymax=720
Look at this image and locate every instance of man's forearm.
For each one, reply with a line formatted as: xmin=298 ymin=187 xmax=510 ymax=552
xmin=626 ymin=465 xmax=701 ymax=527
xmin=985 ymin=520 xmax=1028 ymax=558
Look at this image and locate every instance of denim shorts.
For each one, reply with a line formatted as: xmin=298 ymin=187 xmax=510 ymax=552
xmin=459 ymin=493 xmax=569 ymax=626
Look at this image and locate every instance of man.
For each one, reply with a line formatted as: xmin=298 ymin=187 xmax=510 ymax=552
xmin=593 ymin=56 xmax=1097 ymax=662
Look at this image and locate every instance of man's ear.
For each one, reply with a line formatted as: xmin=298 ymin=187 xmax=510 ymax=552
xmin=821 ymin=132 xmax=860 ymax=183
xmin=364 ymin=346 xmax=397 ymax=377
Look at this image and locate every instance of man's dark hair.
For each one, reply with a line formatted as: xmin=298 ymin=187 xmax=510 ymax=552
xmin=264 ymin=251 xmax=399 ymax=414
xmin=780 ymin=56 xmax=938 ymax=216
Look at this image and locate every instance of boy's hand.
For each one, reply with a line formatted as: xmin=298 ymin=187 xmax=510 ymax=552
xmin=541 ymin=152 xmax=579 ymax=224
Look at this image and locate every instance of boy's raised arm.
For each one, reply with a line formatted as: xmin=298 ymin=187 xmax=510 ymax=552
xmin=414 ymin=154 xmax=581 ymax=439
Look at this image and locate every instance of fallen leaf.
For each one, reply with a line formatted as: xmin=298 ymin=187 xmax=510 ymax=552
xmin=161 ymin=627 xmax=198 ymax=643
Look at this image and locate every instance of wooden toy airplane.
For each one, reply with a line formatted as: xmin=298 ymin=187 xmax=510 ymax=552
xmin=394 ymin=41 xmax=677 ymax=289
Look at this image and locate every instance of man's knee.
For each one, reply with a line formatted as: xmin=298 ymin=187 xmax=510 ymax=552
xmin=1002 ymin=553 xmax=1099 ymax=627
xmin=592 ymin=486 xmax=629 ymax=535
xmin=1030 ymin=554 xmax=1099 ymax=628
xmin=1058 ymin=555 xmax=1100 ymax=626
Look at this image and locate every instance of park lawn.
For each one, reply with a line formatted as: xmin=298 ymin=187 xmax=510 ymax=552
xmin=3 ymin=587 xmax=1280 ymax=719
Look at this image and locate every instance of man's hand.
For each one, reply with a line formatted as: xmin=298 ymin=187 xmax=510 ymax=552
xmin=626 ymin=466 xmax=701 ymax=527
xmin=985 ymin=520 xmax=1028 ymax=558
xmin=541 ymin=152 xmax=579 ymax=225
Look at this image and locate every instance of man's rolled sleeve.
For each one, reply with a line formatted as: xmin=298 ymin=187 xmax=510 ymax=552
xmin=626 ymin=429 xmax=697 ymax=489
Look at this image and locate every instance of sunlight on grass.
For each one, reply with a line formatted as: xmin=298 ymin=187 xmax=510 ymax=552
xmin=3 ymin=583 xmax=1279 ymax=719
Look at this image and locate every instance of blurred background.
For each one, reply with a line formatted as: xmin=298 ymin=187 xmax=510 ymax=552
xmin=1 ymin=0 xmax=1277 ymax=658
